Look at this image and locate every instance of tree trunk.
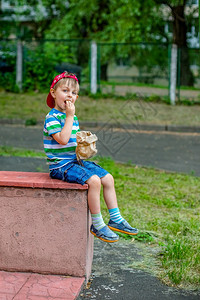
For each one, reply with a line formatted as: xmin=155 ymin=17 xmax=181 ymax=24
xmin=172 ymin=5 xmax=194 ymax=86
xmin=100 ymin=63 xmax=108 ymax=81
xmin=179 ymin=47 xmax=194 ymax=86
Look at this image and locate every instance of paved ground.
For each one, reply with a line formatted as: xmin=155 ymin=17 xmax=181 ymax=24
xmin=101 ymin=85 xmax=200 ymax=100
xmin=78 ymin=240 xmax=200 ymax=300
xmin=0 ymin=123 xmax=200 ymax=299
xmin=0 ymin=271 xmax=84 ymax=299
xmin=0 ymin=124 xmax=200 ymax=176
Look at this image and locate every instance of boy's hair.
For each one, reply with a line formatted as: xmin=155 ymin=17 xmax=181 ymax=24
xmin=46 ymin=71 xmax=79 ymax=108
xmin=53 ymin=71 xmax=79 ymax=92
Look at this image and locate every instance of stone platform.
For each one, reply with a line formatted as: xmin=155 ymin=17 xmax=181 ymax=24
xmin=0 ymin=171 xmax=93 ymax=282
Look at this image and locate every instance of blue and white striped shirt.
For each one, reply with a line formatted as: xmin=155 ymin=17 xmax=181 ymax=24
xmin=43 ymin=108 xmax=80 ymax=170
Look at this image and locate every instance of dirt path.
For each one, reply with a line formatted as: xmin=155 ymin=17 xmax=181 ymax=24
xmin=102 ymin=85 xmax=200 ymax=100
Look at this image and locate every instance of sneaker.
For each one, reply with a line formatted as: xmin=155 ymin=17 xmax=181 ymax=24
xmin=90 ymin=224 xmax=119 ymax=243
xmin=108 ymin=219 xmax=139 ymax=235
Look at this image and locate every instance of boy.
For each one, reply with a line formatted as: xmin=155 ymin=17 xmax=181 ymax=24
xmin=43 ymin=71 xmax=138 ymax=243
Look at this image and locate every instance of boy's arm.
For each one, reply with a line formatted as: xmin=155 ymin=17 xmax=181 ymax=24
xmin=52 ymin=101 xmax=75 ymax=145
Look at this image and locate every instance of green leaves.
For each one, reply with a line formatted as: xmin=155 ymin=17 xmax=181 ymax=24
xmin=44 ymin=0 xmax=163 ymax=43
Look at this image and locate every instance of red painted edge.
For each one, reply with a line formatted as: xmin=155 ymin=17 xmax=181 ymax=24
xmin=0 ymin=171 xmax=88 ymax=190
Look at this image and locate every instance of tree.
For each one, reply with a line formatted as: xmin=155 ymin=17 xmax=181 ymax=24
xmin=0 ymin=0 xmax=74 ymax=91
xmin=153 ymin=0 xmax=196 ymax=86
xmin=45 ymin=0 xmax=164 ymax=80
xmin=0 ymin=0 xmax=69 ymax=39
xmin=1 ymin=0 xmax=197 ymax=86
xmin=45 ymin=0 xmax=113 ymax=80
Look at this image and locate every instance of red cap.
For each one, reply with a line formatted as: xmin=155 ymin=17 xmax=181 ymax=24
xmin=46 ymin=72 xmax=79 ymax=108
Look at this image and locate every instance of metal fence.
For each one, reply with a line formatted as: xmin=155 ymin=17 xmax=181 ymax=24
xmin=97 ymin=43 xmax=200 ymax=102
xmin=0 ymin=39 xmax=91 ymax=92
xmin=0 ymin=39 xmax=200 ymax=102
xmin=96 ymin=42 xmax=169 ymax=99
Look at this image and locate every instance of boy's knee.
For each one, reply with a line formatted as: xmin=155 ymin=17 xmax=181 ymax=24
xmin=102 ymin=173 xmax=114 ymax=186
xmin=87 ymin=175 xmax=101 ymax=188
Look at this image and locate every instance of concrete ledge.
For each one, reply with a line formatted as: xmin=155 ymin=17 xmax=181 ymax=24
xmin=0 ymin=171 xmax=93 ymax=282
xmin=0 ymin=171 xmax=88 ymax=189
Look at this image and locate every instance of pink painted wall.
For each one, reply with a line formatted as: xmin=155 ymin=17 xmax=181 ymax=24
xmin=0 ymin=183 xmax=93 ymax=281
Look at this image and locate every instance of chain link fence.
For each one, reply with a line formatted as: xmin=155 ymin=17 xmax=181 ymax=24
xmin=97 ymin=42 xmax=169 ymax=99
xmin=97 ymin=43 xmax=200 ymax=102
xmin=0 ymin=39 xmax=17 ymax=91
xmin=0 ymin=39 xmax=90 ymax=92
xmin=177 ymin=47 xmax=200 ymax=101
xmin=0 ymin=39 xmax=200 ymax=101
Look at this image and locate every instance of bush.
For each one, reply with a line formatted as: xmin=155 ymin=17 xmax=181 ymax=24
xmin=0 ymin=40 xmax=75 ymax=92
xmin=23 ymin=41 xmax=75 ymax=91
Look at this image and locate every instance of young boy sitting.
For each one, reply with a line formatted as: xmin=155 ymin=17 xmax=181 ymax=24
xmin=43 ymin=71 xmax=138 ymax=243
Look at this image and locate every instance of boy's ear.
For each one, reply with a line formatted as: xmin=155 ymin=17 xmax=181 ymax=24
xmin=50 ymin=88 xmax=56 ymax=99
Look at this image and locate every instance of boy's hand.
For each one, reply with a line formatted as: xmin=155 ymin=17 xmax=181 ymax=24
xmin=65 ymin=100 xmax=75 ymax=117
xmin=53 ymin=99 xmax=75 ymax=145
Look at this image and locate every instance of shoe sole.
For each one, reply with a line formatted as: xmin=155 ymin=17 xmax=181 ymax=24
xmin=90 ymin=229 xmax=119 ymax=243
xmin=108 ymin=225 xmax=139 ymax=236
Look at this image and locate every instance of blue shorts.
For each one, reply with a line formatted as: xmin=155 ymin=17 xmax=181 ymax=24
xmin=50 ymin=160 xmax=109 ymax=185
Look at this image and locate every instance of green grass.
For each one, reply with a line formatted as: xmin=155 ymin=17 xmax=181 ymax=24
xmin=1 ymin=89 xmax=200 ymax=290
xmin=0 ymin=146 xmax=46 ymax=158
xmin=1 ymin=145 xmax=199 ymax=289
xmin=95 ymin=156 xmax=200 ymax=290
xmin=1 ymin=91 xmax=200 ymax=126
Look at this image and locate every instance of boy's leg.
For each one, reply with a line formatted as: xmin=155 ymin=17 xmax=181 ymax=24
xmin=60 ymin=162 xmax=112 ymax=241
xmin=86 ymin=175 xmax=106 ymax=230
xmin=86 ymin=175 xmax=119 ymax=243
xmin=86 ymin=175 xmax=101 ymax=214
xmin=101 ymin=174 xmax=139 ymax=235
xmin=101 ymin=173 xmax=118 ymax=209
xmin=101 ymin=174 xmax=124 ymax=223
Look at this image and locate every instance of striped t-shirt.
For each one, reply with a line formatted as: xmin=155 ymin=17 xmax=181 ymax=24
xmin=43 ymin=108 xmax=80 ymax=170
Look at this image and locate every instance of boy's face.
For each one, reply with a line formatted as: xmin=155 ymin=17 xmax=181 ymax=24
xmin=50 ymin=82 xmax=78 ymax=113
